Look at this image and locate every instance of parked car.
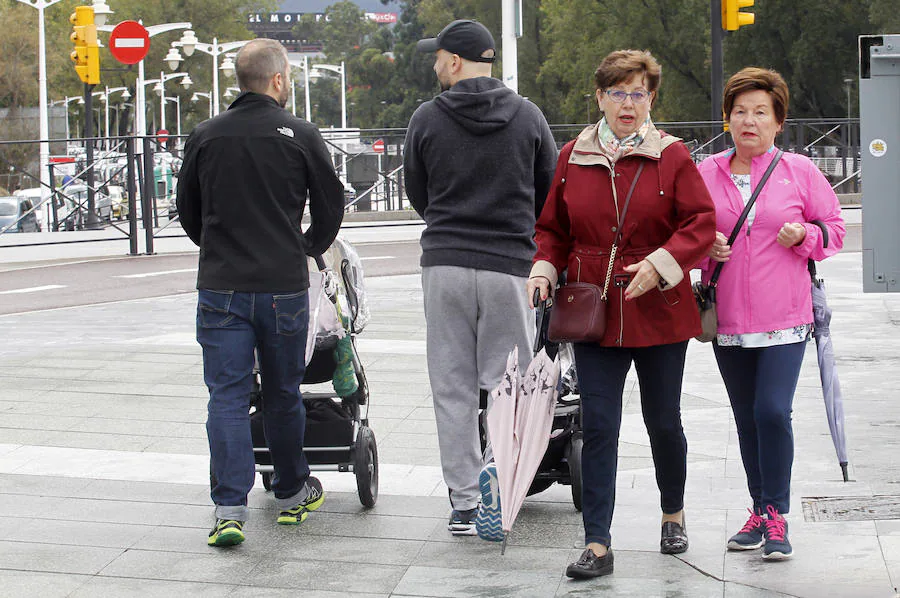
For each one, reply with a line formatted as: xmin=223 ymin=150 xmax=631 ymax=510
xmin=0 ymin=196 xmax=39 ymax=233
xmin=58 ymin=184 xmax=112 ymax=224
xmin=13 ymin=188 xmax=46 ymax=231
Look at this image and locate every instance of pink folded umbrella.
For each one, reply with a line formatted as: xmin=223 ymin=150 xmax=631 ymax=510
xmin=487 ymin=346 xmax=559 ymax=553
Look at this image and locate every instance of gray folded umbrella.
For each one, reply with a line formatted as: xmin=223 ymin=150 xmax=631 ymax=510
xmin=812 ymin=278 xmax=850 ymax=482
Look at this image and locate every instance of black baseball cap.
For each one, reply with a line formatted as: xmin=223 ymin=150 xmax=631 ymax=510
xmin=416 ymin=20 xmax=496 ymax=63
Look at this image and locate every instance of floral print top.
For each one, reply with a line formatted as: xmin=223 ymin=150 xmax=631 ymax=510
xmin=716 ymin=174 xmax=812 ymax=348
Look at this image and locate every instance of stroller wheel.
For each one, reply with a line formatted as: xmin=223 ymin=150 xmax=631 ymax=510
xmin=261 ymin=472 xmax=273 ymax=492
xmin=567 ymin=432 xmax=583 ymax=512
xmin=354 ymin=425 xmax=378 ymax=508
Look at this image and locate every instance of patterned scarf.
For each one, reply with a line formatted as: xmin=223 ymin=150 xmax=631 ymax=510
xmin=597 ymin=116 xmax=652 ymax=162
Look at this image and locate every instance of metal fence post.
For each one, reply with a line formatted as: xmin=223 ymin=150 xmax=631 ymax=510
xmin=47 ymin=162 xmax=59 ymax=232
xmin=126 ymin=136 xmax=139 ymax=255
xmin=142 ymin=136 xmax=155 ymax=255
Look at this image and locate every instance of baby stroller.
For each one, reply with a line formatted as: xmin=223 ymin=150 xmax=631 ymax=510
xmin=478 ymin=294 xmax=584 ymax=511
xmin=249 ymin=237 xmax=378 ymax=507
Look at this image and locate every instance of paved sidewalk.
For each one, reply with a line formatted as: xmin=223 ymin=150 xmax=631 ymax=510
xmin=0 ymin=250 xmax=898 ymax=597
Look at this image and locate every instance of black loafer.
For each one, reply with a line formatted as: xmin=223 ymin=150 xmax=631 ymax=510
xmin=565 ymin=548 xmax=614 ymax=579
xmin=660 ymin=519 xmax=688 ymax=554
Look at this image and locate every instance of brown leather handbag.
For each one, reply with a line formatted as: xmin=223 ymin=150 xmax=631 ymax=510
xmin=693 ymin=150 xmax=784 ymax=342
xmin=547 ymin=163 xmax=644 ymax=343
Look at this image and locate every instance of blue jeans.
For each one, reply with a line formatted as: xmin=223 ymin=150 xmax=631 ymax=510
xmin=197 ymin=289 xmax=311 ymax=521
xmin=713 ymin=341 xmax=806 ymax=514
xmin=574 ymin=341 xmax=689 ymax=547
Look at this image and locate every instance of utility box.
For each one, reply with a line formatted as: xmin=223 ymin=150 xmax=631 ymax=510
xmin=860 ymin=34 xmax=900 ymax=292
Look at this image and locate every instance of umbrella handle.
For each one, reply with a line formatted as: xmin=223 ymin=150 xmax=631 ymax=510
xmin=500 ymin=532 xmax=508 ymax=555
xmin=533 ymin=289 xmax=548 ymax=355
xmin=840 ymin=462 xmax=849 ymax=482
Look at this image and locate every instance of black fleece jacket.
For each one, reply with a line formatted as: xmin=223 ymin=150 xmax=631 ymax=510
xmin=177 ymin=92 xmax=344 ymax=292
xmin=403 ymin=77 xmax=558 ymax=277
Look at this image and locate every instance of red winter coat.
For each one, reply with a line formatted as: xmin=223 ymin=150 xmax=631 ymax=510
xmin=531 ymin=123 xmax=716 ymax=347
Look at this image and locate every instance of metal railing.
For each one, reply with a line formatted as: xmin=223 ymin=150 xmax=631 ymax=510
xmin=0 ymin=118 xmax=863 ymax=251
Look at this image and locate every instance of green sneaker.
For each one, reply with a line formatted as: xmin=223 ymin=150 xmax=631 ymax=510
xmin=207 ymin=519 xmax=245 ymax=547
xmin=277 ymin=477 xmax=325 ymax=525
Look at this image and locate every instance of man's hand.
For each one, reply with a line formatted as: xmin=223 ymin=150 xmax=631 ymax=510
xmin=777 ymin=222 xmax=807 ymax=248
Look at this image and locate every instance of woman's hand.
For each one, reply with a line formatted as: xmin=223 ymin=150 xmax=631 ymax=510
xmin=623 ymin=260 xmax=661 ymax=301
xmin=526 ymin=276 xmax=552 ymax=309
xmin=777 ymin=222 xmax=807 ymax=248
xmin=709 ymin=231 xmax=732 ymax=262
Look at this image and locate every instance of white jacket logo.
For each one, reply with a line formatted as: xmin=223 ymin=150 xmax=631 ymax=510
xmin=277 ymin=127 xmax=294 ymax=138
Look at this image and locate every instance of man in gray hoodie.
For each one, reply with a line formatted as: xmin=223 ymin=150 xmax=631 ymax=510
xmin=404 ymin=19 xmax=558 ymax=536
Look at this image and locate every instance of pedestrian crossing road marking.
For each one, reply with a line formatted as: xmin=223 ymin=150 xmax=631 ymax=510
xmin=116 ymin=268 xmax=198 ymax=279
xmin=0 ymin=284 xmax=66 ymax=295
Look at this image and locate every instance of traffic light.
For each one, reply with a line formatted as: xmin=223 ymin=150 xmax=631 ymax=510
xmin=70 ymin=6 xmax=99 ymax=85
xmin=721 ymin=0 xmax=755 ymax=31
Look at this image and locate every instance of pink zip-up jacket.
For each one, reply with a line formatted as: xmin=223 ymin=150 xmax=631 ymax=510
xmin=697 ymin=147 xmax=845 ymax=335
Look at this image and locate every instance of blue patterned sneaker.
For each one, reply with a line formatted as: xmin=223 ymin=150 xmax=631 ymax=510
xmin=475 ymin=462 xmax=504 ymax=542
xmin=448 ymin=508 xmax=478 ymax=535
xmin=762 ymin=506 xmax=793 ymax=560
xmin=727 ymin=508 xmax=766 ymax=551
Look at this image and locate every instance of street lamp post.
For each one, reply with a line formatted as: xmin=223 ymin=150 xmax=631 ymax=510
xmin=310 ymin=62 xmax=347 ymax=128
xmin=16 ymin=0 xmax=111 ymax=202
xmin=191 ymin=92 xmax=213 ymax=119
xmin=146 ymin=72 xmax=191 ymax=132
xmin=844 ymin=78 xmax=854 ymax=120
xmin=288 ymin=56 xmax=312 ymax=121
xmin=163 ymin=96 xmax=181 ymax=138
xmin=170 ymin=34 xmax=252 ymax=116
xmin=50 ymin=96 xmax=84 ymax=144
xmin=92 ymin=86 xmax=130 ymax=151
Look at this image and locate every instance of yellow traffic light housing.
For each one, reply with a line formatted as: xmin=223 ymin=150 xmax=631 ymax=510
xmin=70 ymin=6 xmax=99 ymax=85
xmin=722 ymin=0 xmax=755 ymax=31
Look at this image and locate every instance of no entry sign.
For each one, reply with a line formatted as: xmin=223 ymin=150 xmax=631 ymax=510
xmin=109 ymin=20 xmax=150 ymax=65
xmin=372 ymin=138 xmax=385 ymax=154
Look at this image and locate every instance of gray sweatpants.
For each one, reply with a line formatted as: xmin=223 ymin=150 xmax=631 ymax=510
xmin=422 ymin=266 xmax=535 ymax=510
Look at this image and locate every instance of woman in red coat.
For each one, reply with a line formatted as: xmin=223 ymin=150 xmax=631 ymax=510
xmin=527 ymin=50 xmax=716 ymax=579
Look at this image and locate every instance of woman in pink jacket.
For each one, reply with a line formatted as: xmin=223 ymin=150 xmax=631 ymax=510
xmin=698 ymin=67 xmax=845 ymax=561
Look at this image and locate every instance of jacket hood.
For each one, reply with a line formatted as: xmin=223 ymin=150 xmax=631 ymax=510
xmin=433 ymin=77 xmax=523 ymax=135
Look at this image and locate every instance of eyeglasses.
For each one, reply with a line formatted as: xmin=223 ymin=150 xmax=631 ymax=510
xmin=605 ymin=89 xmax=651 ymax=104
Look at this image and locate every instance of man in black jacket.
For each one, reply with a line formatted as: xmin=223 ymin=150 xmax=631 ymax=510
xmin=176 ymin=38 xmax=344 ymax=547
xmin=404 ymin=20 xmax=558 ymax=537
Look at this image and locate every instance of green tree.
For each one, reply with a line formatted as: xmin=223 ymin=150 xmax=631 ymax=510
xmin=538 ymin=0 xmax=711 ymax=123
xmin=724 ymin=0 xmax=872 ymax=118
xmin=869 ymin=0 xmax=900 ymax=31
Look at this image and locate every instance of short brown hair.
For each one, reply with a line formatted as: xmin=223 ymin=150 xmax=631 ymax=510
xmin=235 ymin=39 xmax=289 ymax=94
xmin=594 ymin=50 xmax=661 ymax=95
xmin=723 ymin=67 xmax=789 ymax=124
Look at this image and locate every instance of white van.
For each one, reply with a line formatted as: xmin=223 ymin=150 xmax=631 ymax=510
xmin=13 ymin=188 xmax=47 ymax=231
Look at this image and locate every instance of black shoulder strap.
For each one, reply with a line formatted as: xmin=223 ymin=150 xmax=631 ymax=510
xmin=613 ymin=162 xmax=645 ymax=247
xmin=710 ymin=149 xmax=784 ymax=286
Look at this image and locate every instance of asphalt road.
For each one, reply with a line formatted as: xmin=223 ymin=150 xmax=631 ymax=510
xmin=0 ymin=240 xmax=422 ymax=315
xmin=0 ymin=218 xmax=862 ymax=316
